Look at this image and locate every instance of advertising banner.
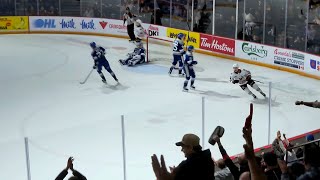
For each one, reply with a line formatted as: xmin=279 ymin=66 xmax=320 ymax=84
xmin=235 ymin=41 xmax=274 ymax=62
xmin=29 ymin=16 xmax=102 ymax=33
xmin=200 ymin=34 xmax=235 ymax=56
xmin=166 ymin=27 xmax=199 ymax=48
xmin=142 ymin=23 xmax=167 ymax=37
xmin=273 ymin=48 xmax=305 ymax=70
xmin=100 ymin=19 xmax=127 ymax=35
xmin=305 ymin=54 xmax=320 ymax=75
xmin=0 ymin=16 xmax=29 ymax=31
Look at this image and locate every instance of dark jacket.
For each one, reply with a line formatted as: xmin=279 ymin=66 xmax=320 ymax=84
xmin=264 ymin=167 xmax=281 ymax=180
xmin=55 ymin=169 xmax=87 ymax=180
xmin=174 ymin=149 xmax=215 ymax=180
xmin=297 ymin=167 xmax=320 ymax=180
xmin=218 ymin=145 xmax=241 ymax=180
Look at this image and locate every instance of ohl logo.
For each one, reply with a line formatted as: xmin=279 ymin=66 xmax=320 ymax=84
xmin=34 ymin=19 xmax=56 ymax=28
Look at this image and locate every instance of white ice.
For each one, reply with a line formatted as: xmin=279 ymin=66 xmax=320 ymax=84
xmin=0 ymin=34 xmax=319 ymax=180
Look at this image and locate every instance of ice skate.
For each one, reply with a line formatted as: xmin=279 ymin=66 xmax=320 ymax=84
xmin=252 ymin=94 xmax=257 ymax=99
xmin=183 ymin=86 xmax=189 ymax=92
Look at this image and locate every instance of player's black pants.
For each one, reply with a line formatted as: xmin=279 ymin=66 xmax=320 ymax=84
xmin=127 ymin=24 xmax=136 ymax=41
xmin=239 ymin=79 xmax=255 ymax=90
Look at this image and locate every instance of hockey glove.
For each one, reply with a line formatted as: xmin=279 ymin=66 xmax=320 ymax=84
xmin=192 ymin=61 xmax=198 ymax=65
xmin=232 ymin=80 xmax=239 ymax=84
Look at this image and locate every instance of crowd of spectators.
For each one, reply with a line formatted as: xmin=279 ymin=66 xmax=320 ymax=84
xmin=51 ymin=101 xmax=319 ymax=180
xmin=0 ymin=0 xmax=15 ymax=15
xmin=82 ymin=1 xmax=101 ymax=17
xmin=150 ymin=103 xmax=319 ymax=180
xmin=1 ymin=0 xmax=320 ymax=55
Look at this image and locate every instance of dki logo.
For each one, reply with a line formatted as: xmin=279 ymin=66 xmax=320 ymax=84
xmin=242 ymin=42 xmax=267 ymax=58
xmin=60 ymin=19 xmax=76 ymax=29
xmin=148 ymin=30 xmax=159 ymax=36
xmin=148 ymin=25 xmax=159 ymax=36
xmin=34 ymin=19 xmax=56 ymax=28
xmin=80 ymin=19 xmax=95 ymax=29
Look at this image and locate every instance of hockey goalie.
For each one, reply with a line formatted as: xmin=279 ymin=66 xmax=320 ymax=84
xmin=119 ymin=41 xmax=146 ymax=66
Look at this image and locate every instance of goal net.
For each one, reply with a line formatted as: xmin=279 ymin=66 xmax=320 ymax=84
xmin=146 ymin=36 xmax=174 ymax=65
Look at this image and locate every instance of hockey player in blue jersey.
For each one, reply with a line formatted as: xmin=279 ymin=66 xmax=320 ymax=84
xmin=183 ymin=45 xmax=197 ymax=91
xmin=119 ymin=41 xmax=146 ymax=66
xmin=90 ymin=42 xmax=118 ymax=84
xmin=169 ymin=33 xmax=186 ymax=76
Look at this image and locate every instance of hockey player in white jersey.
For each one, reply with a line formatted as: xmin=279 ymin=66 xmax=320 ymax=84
xmin=119 ymin=41 xmax=146 ymax=66
xmin=134 ymin=19 xmax=146 ymax=42
xmin=230 ymin=64 xmax=266 ymax=99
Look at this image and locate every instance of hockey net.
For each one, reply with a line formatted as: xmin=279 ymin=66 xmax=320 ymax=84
xmin=146 ymin=36 xmax=174 ymax=64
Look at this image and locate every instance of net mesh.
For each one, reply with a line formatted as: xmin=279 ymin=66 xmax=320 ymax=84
xmin=146 ymin=36 xmax=174 ymax=65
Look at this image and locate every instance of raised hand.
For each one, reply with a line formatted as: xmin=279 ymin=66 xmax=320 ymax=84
xmin=66 ymin=157 xmax=74 ymax=170
xmin=151 ymin=154 xmax=173 ymax=180
xmin=244 ymin=103 xmax=253 ymax=128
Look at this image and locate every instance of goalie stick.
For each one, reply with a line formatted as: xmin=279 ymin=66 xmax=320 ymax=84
xmin=80 ymin=68 xmax=94 ymax=84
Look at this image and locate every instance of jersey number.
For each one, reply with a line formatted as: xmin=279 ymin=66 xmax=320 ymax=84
xmin=173 ymin=41 xmax=179 ymax=51
xmin=96 ymin=49 xmax=104 ymax=58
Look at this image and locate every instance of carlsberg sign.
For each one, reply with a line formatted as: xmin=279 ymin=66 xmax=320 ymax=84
xmin=242 ymin=42 xmax=268 ymax=58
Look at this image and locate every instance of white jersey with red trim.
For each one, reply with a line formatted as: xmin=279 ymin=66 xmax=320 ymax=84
xmin=230 ymin=69 xmax=251 ymax=85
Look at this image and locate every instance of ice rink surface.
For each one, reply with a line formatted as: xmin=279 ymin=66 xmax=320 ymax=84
xmin=0 ymin=34 xmax=319 ymax=180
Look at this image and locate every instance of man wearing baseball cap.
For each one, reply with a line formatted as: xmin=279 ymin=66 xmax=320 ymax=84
xmin=173 ymin=133 xmax=215 ymax=180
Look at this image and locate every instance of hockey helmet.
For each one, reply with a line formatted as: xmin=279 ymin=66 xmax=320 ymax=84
xmin=233 ymin=63 xmax=239 ymax=69
xmin=90 ymin=42 xmax=96 ymax=48
xmin=177 ymin=33 xmax=185 ymax=40
xmin=187 ymin=45 xmax=194 ymax=52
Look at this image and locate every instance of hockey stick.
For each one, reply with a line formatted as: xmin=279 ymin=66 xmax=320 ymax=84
xmin=185 ymin=18 xmax=191 ymax=48
xmin=252 ymin=79 xmax=264 ymax=84
xmin=80 ymin=68 xmax=94 ymax=84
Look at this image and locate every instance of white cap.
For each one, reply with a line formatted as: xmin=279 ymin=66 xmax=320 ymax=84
xmin=233 ymin=63 xmax=239 ymax=68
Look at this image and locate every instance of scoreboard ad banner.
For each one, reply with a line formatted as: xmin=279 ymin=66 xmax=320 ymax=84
xmin=0 ymin=16 xmax=29 ymax=32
